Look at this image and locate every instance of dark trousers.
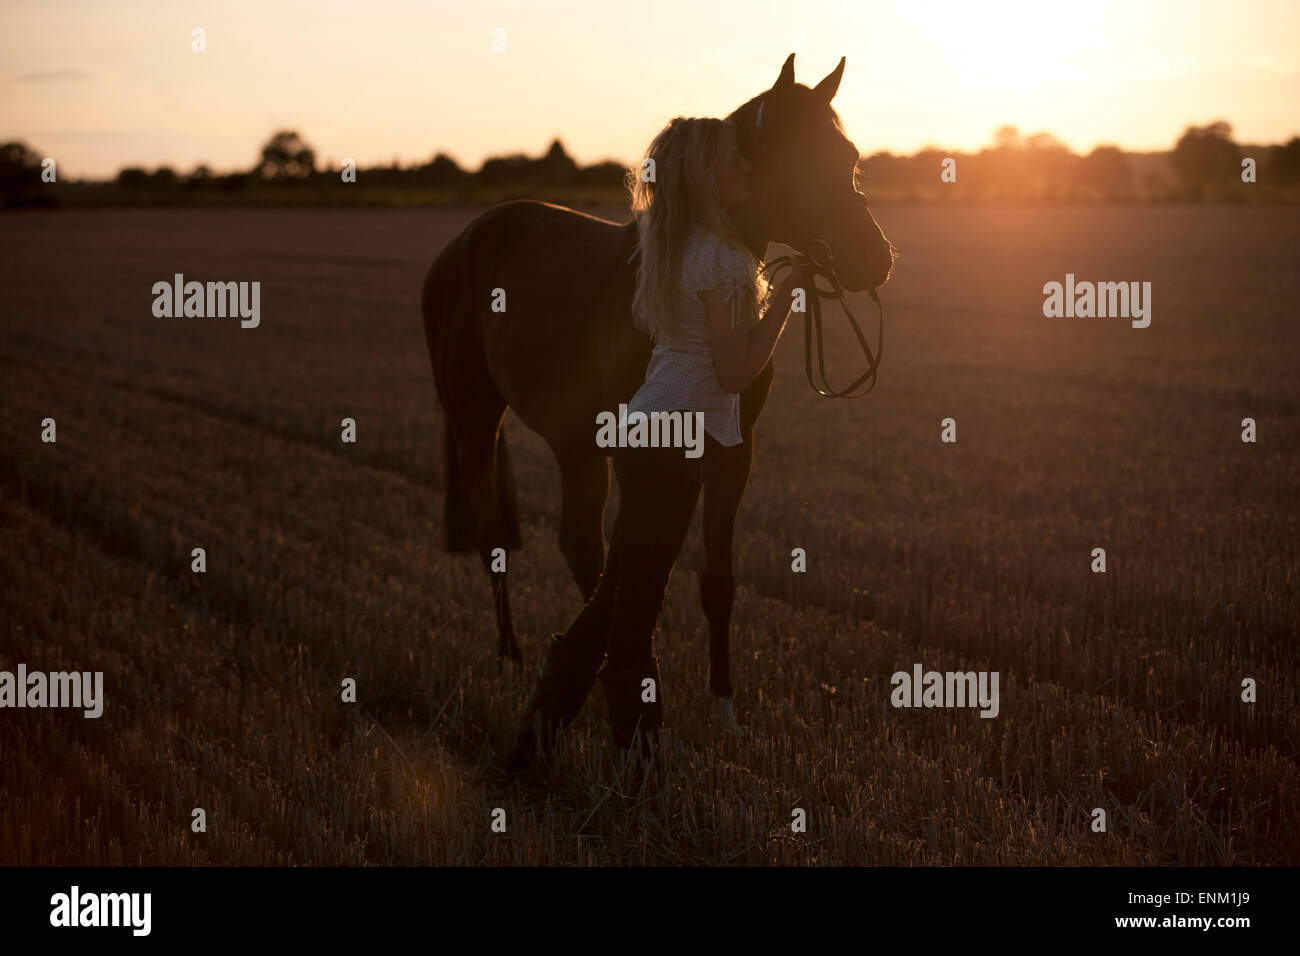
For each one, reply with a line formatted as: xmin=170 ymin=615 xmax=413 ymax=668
xmin=526 ymin=429 xmax=714 ymax=750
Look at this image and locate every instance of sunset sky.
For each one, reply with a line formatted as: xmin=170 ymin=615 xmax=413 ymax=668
xmin=3 ymin=0 xmax=1297 ymax=179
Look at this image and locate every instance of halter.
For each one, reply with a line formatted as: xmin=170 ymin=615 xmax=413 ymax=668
xmin=750 ymin=95 xmax=886 ymax=399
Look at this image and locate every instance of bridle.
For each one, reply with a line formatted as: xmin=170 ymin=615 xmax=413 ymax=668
xmin=761 ymin=243 xmax=884 ymax=399
xmin=747 ymin=97 xmax=886 ymax=399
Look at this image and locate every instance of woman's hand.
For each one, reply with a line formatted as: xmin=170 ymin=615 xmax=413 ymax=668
xmin=782 ymin=260 xmax=818 ymax=300
xmin=706 ymin=259 xmax=819 ymax=395
xmin=769 ymin=262 xmax=816 ymax=318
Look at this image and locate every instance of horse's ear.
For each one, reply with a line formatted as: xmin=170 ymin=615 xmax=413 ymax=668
xmin=812 ymin=56 xmax=845 ymax=102
xmin=773 ymin=53 xmax=795 ymax=91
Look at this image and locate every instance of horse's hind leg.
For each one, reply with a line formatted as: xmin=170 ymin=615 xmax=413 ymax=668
xmin=445 ymin=394 xmax=523 ymax=665
xmin=554 ymin=447 xmax=610 ymax=599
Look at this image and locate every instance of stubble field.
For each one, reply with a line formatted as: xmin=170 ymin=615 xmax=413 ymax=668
xmin=1 ymin=202 xmax=1296 ymax=864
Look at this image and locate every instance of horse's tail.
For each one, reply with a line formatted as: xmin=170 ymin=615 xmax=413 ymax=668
xmin=422 ymin=235 xmax=522 ymax=555
xmin=494 ymin=425 xmax=521 ymax=551
xmin=439 ymin=405 xmax=478 ymax=552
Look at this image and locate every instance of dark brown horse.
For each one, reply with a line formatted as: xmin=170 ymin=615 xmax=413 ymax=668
xmin=421 ymin=54 xmax=894 ymax=722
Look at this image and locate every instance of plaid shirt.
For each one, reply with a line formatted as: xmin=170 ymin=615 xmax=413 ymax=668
xmin=626 ymin=226 xmax=753 ymax=447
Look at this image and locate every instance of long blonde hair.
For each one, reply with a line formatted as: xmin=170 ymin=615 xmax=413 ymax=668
xmin=626 ymin=117 xmax=764 ymax=341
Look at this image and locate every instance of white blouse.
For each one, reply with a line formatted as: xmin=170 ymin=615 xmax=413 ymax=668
xmin=626 ymin=225 xmax=755 ymax=448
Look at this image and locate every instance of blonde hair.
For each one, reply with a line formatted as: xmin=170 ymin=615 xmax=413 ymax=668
xmin=626 ymin=117 xmax=765 ymax=341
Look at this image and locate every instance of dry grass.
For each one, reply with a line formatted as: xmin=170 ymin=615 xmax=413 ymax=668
xmin=0 ymin=204 xmax=1296 ymax=864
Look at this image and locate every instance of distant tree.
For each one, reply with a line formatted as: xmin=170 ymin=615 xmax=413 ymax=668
xmin=477 ymin=153 xmax=534 ymax=186
xmin=217 ymin=172 xmax=250 ymax=193
xmin=910 ymin=147 xmax=950 ymax=195
xmin=1171 ymin=121 xmax=1239 ymax=192
xmin=183 ymin=164 xmax=212 ymax=191
xmin=420 ymin=153 xmax=465 ymax=181
xmin=1269 ymin=136 xmax=1300 ymax=188
xmin=537 ymin=139 xmax=578 ymax=184
xmin=991 ymin=125 xmax=1022 ymax=150
xmin=476 ymin=141 xmax=580 ymax=189
xmin=1142 ymin=171 xmax=1169 ymax=200
xmin=851 ymin=150 xmax=918 ymax=199
xmin=980 ymin=127 xmax=1034 ymax=199
xmin=256 ymin=130 xmax=316 ymax=180
xmin=1025 ymin=131 xmax=1068 ymax=153
xmin=855 ymin=152 xmax=888 ymax=191
xmin=1080 ymin=145 xmax=1132 ymax=195
xmin=151 ymin=167 xmax=179 ymax=187
xmin=0 ymin=141 xmax=41 ymax=173
xmin=116 ymin=166 xmax=150 ymax=190
xmin=1022 ymin=133 xmax=1076 ymax=200
xmin=0 ymin=140 xmax=47 ymax=207
xmin=412 ymin=153 xmax=470 ymax=192
xmin=577 ymin=159 xmax=631 ymax=190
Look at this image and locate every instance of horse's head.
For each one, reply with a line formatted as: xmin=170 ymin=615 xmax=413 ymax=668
xmin=729 ymin=54 xmax=895 ymax=292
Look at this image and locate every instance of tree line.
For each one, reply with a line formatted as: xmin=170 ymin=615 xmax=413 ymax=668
xmin=3 ymin=122 xmax=1299 ymax=209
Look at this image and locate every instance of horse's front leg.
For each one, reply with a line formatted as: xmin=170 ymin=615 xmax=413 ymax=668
xmin=700 ymin=360 xmax=773 ymax=726
xmin=700 ymin=438 xmax=750 ymax=727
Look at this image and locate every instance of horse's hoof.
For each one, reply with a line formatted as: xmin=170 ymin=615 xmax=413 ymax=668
xmin=505 ymin=735 xmax=535 ymax=772
xmin=712 ymin=695 xmax=738 ymax=728
xmin=505 ymin=714 xmax=541 ymax=772
xmin=506 ymin=704 xmax=567 ymax=772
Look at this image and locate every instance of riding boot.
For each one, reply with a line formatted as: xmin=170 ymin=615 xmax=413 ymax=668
xmin=599 ymin=658 xmax=663 ymax=757
xmin=506 ymin=632 xmax=605 ymax=770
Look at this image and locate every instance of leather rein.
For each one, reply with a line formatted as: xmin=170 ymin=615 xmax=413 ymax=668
xmin=761 ymin=243 xmax=885 ymax=399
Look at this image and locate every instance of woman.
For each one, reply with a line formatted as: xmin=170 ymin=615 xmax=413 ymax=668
xmin=509 ymin=116 xmax=812 ymax=768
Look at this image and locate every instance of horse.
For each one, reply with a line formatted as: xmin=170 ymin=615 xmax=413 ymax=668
xmin=420 ymin=53 xmax=894 ymax=724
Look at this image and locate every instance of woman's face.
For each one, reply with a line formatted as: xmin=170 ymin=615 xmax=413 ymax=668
xmin=714 ymin=126 xmax=752 ymax=207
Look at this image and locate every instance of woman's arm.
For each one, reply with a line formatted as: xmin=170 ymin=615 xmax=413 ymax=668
xmin=703 ymin=265 xmax=813 ymax=394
